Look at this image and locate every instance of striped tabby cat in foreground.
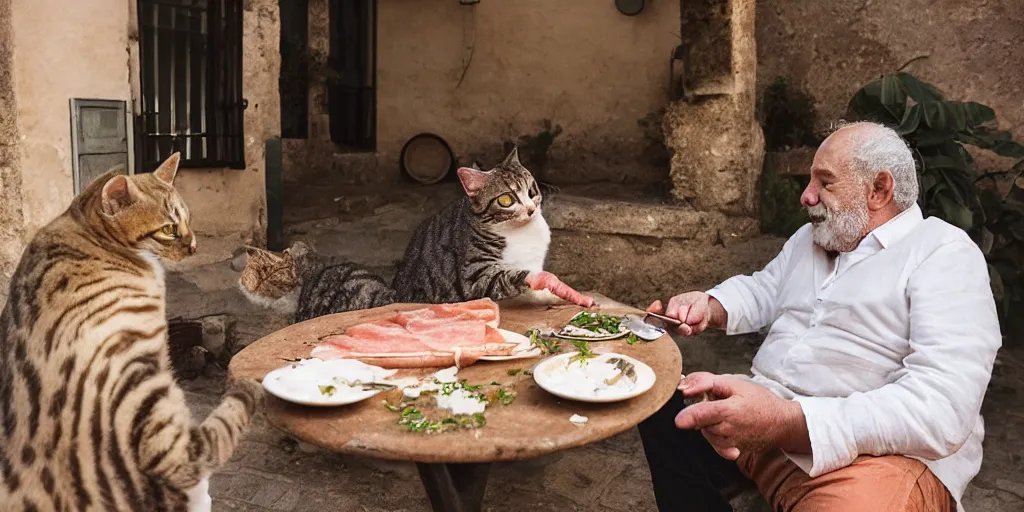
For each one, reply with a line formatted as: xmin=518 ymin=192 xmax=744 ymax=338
xmin=393 ymin=147 xmax=594 ymax=307
xmin=238 ymin=240 xmax=397 ymax=323
xmin=0 ymin=154 xmax=263 ymax=511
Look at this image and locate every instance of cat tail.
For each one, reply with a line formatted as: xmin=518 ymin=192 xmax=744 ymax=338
xmin=138 ymin=379 xmax=263 ymax=489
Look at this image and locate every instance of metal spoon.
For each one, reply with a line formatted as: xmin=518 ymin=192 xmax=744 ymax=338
xmin=620 ymin=314 xmax=665 ymax=341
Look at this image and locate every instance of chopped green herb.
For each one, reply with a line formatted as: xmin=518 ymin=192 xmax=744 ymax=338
xmin=627 ymin=333 xmax=640 ymax=345
xmin=490 ymin=381 xmax=502 ymax=386
xmin=495 ymin=388 xmax=517 ymax=406
xmin=318 ymin=384 xmax=337 ymax=396
xmin=568 ymin=339 xmax=596 ymax=365
xmin=507 ymin=368 xmax=522 ymax=376
xmin=472 ymin=413 xmax=487 ymax=427
xmin=526 ymin=328 xmax=562 ymax=353
xmin=567 ymin=312 xmax=624 ymax=334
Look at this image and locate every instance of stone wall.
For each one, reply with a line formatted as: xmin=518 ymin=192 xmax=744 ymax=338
xmin=0 ymin=0 xmax=23 ymax=303
xmin=662 ymin=0 xmax=764 ymax=217
xmin=756 ymin=0 xmax=1024 ymax=164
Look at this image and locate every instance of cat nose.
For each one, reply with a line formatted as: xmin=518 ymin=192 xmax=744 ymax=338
xmin=189 ymin=236 xmax=197 ymax=254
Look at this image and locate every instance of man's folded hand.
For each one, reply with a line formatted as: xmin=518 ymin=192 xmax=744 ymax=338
xmin=674 ymin=372 xmax=810 ymax=460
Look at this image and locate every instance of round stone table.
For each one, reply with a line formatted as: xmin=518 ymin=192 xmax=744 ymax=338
xmin=228 ymin=293 xmax=682 ymax=512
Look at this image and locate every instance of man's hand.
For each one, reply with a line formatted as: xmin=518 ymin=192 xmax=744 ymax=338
xmin=647 ymin=292 xmax=725 ymax=336
xmin=674 ymin=372 xmax=809 ymax=460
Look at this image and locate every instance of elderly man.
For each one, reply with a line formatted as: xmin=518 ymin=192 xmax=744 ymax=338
xmin=639 ymin=121 xmax=1001 ymax=511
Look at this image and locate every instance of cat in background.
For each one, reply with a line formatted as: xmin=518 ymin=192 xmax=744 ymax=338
xmin=0 ymin=153 xmax=262 ymax=511
xmin=392 ymin=146 xmax=594 ymax=307
xmin=238 ymin=240 xmax=397 ymax=323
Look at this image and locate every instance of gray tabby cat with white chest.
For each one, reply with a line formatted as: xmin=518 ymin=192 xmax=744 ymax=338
xmin=392 ymin=147 xmax=594 ymax=307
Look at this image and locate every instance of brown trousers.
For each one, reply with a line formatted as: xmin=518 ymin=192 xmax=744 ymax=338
xmin=738 ymin=450 xmax=955 ymax=512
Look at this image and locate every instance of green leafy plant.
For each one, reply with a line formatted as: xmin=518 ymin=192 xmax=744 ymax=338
xmin=845 ymin=72 xmax=1024 ymax=337
xmin=759 ymin=77 xmax=821 ymax=152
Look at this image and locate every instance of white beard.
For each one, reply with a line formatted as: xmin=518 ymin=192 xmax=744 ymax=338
xmin=492 ymin=210 xmax=560 ymax=304
xmin=808 ymin=202 xmax=869 ymax=253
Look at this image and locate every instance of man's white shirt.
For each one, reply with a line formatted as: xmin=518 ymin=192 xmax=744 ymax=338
xmin=707 ymin=203 xmax=1001 ymax=511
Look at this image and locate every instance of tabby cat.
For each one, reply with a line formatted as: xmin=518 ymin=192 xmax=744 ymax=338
xmin=238 ymin=240 xmax=397 ymax=323
xmin=0 ymin=153 xmax=263 ymax=511
xmin=391 ymin=147 xmax=593 ymax=307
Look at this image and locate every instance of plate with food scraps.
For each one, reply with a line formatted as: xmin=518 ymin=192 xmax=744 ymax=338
xmin=532 ymin=351 xmax=656 ymax=403
xmin=261 ymin=358 xmax=416 ymax=407
xmin=478 ymin=329 xmax=544 ymax=361
xmin=553 ymin=312 xmax=630 ymax=341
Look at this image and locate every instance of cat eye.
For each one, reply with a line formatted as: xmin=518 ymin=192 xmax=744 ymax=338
xmin=155 ymin=223 xmax=180 ymax=239
xmin=496 ymin=194 xmax=515 ymax=208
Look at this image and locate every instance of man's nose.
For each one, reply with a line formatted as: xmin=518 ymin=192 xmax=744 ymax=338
xmin=800 ymin=183 xmax=819 ymax=208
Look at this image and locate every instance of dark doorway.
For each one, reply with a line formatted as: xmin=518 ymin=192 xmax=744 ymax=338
xmin=327 ymin=0 xmax=377 ymax=151
xmin=279 ymin=0 xmax=309 ymax=139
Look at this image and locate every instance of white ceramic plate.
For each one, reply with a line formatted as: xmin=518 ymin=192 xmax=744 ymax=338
xmin=261 ymin=358 xmax=404 ymax=407
xmin=532 ymin=352 xmax=656 ymax=403
xmin=478 ymin=329 xmax=543 ymax=361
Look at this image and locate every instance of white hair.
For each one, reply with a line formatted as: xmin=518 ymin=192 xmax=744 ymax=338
xmin=830 ymin=121 xmax=919 ymax=211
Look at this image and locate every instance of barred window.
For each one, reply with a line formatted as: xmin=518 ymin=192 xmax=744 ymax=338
xmin=136 ymin=0 xmax=246 ymax=172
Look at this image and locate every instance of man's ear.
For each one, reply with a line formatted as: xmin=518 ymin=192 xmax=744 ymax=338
xmin=868 ymin=171 xmax=895 ymax=211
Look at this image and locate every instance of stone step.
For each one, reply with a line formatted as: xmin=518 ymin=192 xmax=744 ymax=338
xmin=545 ymin=194 xmax=759 ymax=241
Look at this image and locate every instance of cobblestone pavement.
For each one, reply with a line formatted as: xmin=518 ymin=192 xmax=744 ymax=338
xmin=184 ymin=335 xmax=1024 ymax=512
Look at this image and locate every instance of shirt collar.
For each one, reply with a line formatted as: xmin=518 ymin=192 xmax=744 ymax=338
xmin=868 ymin=202 xmax=924 ymax=249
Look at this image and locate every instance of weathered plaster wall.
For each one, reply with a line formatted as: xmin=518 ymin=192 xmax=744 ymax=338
xmin=378 ymin=0 xmax=680 ymax=185
xmin=756 ymin=0 xmax=1024 ymax=163
xmin=10 ymin=0 xmax=132 ymax=237
xmin=287 ymin=0 xmax=680 ymax=187
xmin=0 ymin=0 xmax=24 ymax=303
xmin=7 ymin=0 xmax=278 ymax=246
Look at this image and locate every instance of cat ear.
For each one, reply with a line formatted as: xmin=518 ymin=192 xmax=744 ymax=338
xmin=101 ymin=175 xmax=137 ymax=215
xmin=503 ymin=147 xmax=521 ymax=167
xmin=457 ymin=167 xmax=489 ymax=198
xmin=153 ymin=152 xmax=181 ymax=184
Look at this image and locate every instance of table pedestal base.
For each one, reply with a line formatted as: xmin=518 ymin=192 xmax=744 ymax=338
xmin=416 ymin=462 xmax=491 ymax=512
